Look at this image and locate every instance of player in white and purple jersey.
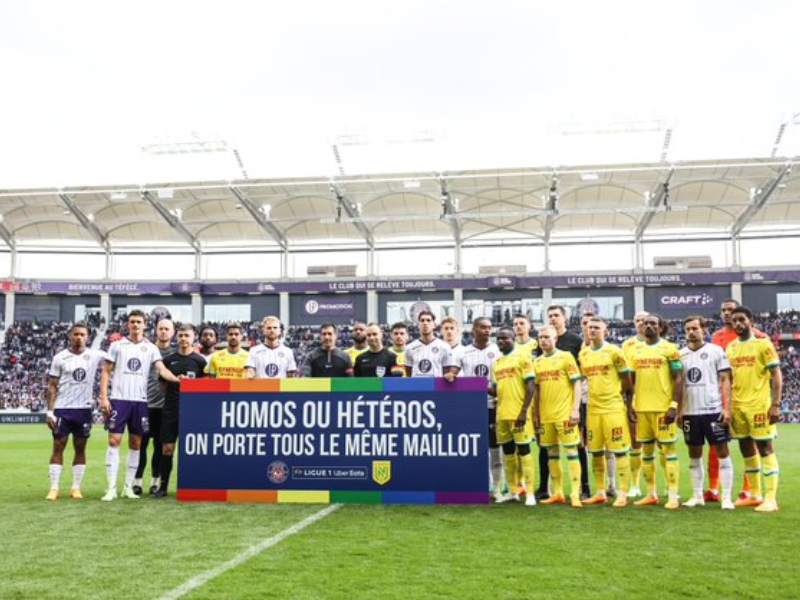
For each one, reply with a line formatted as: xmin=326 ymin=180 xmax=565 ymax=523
xmin=45 ymin=322 xmax=107 ymax=501
xmin=405 ymin=311 xmax=455 ymax=378
xmin=680 ymin=315 xmax=735 ymax=510
xmin=246 ymin=316 xmax=298 ymax=379
xmin=99 ymin=310 xmax=180 ymax=501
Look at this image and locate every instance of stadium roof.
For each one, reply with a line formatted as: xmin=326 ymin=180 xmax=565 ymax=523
xmin=0 ymin=157 xmax=797 ymax=252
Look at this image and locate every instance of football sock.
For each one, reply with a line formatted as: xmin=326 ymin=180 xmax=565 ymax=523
xmin=106 ymin=446 xmax=120 ymax=489
xmin=567 ymin=451 xmax=582 ymax=498
xmin=642 ymin=443 xmax=657 ymax=496
xmin=72 ymin=464 xmax=85 ymax=490
xmin=689 ymin=457 xmax=704 ymax=498
xmin=606 ymin=452 xmax=616 ymax=490
xmin=548 ymin=453 xmax=563 ymax=497
xmin=719 ymin=455 xmax=734 ymax=502
xmin=489 ymin=447 xmax=504 ymax=492
xmin=615 ymin=454 xmax=631 ymax=496
xmin=521 ymin=452 xmax=536 ymax=497
xmin=125 ymin=450 xmax=140 ymax=488
xmin=161 ymin=454 xmax=174 ymax=491
xmin=629 ymin=449 xmax=642 ymax=489
xmin=503 ymin=453 xmax=518 ymax=495
xmin=707 ymin=445 xmax=720 ymax=491
xmin=761 ymin=453 xmax=779 ymax=502
xmin=744 ymin=455 xmax=762 ymax=498
xmin=49 ymin=464 xmax=62 ymax=490
xmin=579 ymin=446 xmax=590 ymax=490
xmin=663 ymin=445 xmax=680 ymax=498
xmin=591 ymin=453 xmax=606 ymax=495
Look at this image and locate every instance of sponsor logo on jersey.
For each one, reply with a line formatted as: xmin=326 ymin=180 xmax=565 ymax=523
xmin=127 ymin=358 xmax=142 ymax=371
xmin=418 ymin=359 xmax=433 ymax=373
xmin=372 ymin=460 xmax=392 ymax=485
xmin=73 ymin=368 xmax=87 ymax=382
xmin=687 ymin=367 xmax=703 ymax=383
xmin=265 ymin=363 xmax=280 ymax=377
xmin=475 ymin=364 xmax=490 ymax=377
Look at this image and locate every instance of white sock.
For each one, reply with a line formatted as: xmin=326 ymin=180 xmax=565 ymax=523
xmin=133 ymin=478 xmax=142 ymax=487
xmin=689 ymin=457 xmax=704 ymax=498
xmin=151 ymin=476 xmax=161 ymax=489
xmin=72 ymin=464 xmax=86 ymax=490
xmin=125 ymin=451 xmax=140 ymax=488
xmin=719 ymin=455 xmax=734 ymax=502
xmin=49 ymin=464 xmax=62 ymax=490
xmin=606 ymin=453 xmax=616 ymax=489
xmin=106 ymin=447 xmax=120 ymax=489
xmin=489 ymin=447 xmax=504 ymax=492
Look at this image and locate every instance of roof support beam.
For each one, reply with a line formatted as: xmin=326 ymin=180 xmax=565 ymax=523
xmin=140 ymin=190 xmax=201 ymax=251
xmin=330 ymin=182 xmax=375 ymax=249
xmin=731 ymin=162 xmax=792 ymax=237
xmin=229 ymin=185 xmax=288 ymax=251
xmin=58 ymin=193 xmax=109 ymax=250
xmin=0 ymin=221 xmax=14 ymax=250
xmin=634 ymin=167 xmax=675 ymax=242
xmin=438 ymin=174 xmax=462 ymax=246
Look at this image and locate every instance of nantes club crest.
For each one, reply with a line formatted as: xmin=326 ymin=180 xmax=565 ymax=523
xmin=372 ymin=461 xmax=392 ymax=485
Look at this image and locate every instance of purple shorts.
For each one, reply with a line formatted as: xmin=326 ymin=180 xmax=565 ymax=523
xmin=53 ymin=408 xmax=93 ymax=439
xmin=105 ymin=400 xmax=150 ymax=436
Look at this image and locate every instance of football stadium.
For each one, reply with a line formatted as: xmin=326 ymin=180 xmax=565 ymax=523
xmin=3 ymin=3 xmax=800 ymax=599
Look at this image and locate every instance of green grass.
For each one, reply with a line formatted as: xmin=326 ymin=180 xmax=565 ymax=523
xmin=2 ymin=424 xmax=798 ymax=600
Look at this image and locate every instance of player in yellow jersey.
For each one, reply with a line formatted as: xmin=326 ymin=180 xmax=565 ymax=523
xmin=345 ymin=322 xmax=369 ymax=363
xmin=631 ymin=314 xmax=684 ymax=509
xmin=727 ymin=307 xmax=783 ymax=512
xmin=388 ymin=322 xmax=408 ymax=376
xmin=534 ymin=326 xmax=583 ymax=508
xmin=489 ymin=328 xmax=537 ymax=506
xmin=622 ymin=311 xmax=649 ymax=498
xmin=579 ymin=317 xmax=634 ymax=508
xmin=513 ymin=314 xmax=539 ymax=357
xmin=206 ymin=323 xmax=250 ymax=379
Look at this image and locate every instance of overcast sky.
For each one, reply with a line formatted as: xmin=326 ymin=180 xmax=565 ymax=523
xmin=2 ymin=1 xmax=799 ymax=188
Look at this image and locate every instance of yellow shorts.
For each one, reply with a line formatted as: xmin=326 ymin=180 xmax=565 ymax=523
xmin=496 ymin=419 xmax=535 ymax=445
xmin=539 ymin=421 xmax=581 ymax=448
xmin=636 ymin=411 xmax=678 ymax=444
xmin=587 ymin=411 xmax=631 ymax=453
xmin=731 ymin=405 xmax=776 ymax=441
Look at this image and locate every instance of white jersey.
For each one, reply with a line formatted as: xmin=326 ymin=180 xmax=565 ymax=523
xmin=454 ymin=342 xmax=500 ymax=408
xmin=247 ymin=343 xmax=297 ymax=378
xmin=680 ymin=342 xmax=731 ymax=415
xmin=106 ymin=338 xmax=165 ymax=402
xmin=405 ymin=338 xmax=454 ymax=377
xmin=48 ymin=348 xmax=107 ymax=409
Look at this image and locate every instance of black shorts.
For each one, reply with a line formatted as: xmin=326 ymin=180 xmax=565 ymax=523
xmin=682 ymin=413 xmax=730 ymax=447
xmin=160 ymin=403 xmax=180 ymax=445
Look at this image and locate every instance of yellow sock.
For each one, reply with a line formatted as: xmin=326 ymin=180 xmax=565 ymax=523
xmin=549 ymin=455 xmax=563 ymax=497
xmin=504 ymin=453 xmax=518 ymax=495
xmin=616 ymin=454 xmax=631 ymax=495
xmin=761 ymin=453 xmax=779 ymax=502
xmin=643 ymin=443 xmax=657 ymax=496
xmin=521 ymin=453 xmax=536 ymax=497
xmin=744 ymin=455 xmax=763 ymax=499
xmin=629 ymin=450 xmax=642 ymax=488
xmin=662 ymin=445 xmax=680 ymax=497
xmin=567 ymin=451 xmax=582 ymax=499
xmin=591 ymin=453 xmax=606 ymax=495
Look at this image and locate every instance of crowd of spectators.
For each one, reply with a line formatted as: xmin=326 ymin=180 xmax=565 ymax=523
xmin=3 ymin=310 xmax=800 ymax=422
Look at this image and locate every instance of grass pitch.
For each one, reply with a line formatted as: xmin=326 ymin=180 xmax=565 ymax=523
xmin=2 ymin=424 xmax=798 ymax=600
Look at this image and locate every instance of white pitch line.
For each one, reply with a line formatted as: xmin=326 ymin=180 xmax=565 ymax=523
xmin=157 ymin=504 xmax=341 ymax=600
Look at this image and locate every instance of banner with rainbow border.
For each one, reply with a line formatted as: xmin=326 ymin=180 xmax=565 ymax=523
xmin=177 ymin=377 xmax=490 ymax=504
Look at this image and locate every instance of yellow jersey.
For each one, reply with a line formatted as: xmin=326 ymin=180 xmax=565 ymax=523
xmin=492 ymin=350 xmax=536 ymax=420
xmin=388 ymin=347 xmax=407 ymax=377
xmin=346 ymin=346 xmax=368 ymax=363
xmin=206 ymin=349 xmax=250 ymax=379
xmin=726 ymin=335 xmax=780 ymax=409
xmin=535 ymin=350 xmax=581 ymax=423
xmin=622 ymin=335 xmax=646 ymax=365
xmin=579 ymin=342 xmax=630 ymax=415
xmin=632 ymin=339 xmax=682 ymax=413
xmin=514 ymin=338 xmax=539 ymax=357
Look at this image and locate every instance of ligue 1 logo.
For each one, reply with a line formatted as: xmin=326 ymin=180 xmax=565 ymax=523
xmin=268 ymin=461 xmax=290 ymax=484
xmin=305 ymin=300 xmax=320 ymax=315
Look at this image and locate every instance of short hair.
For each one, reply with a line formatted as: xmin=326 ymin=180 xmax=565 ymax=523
xmin=178 ymin=323 xmax=195 ymax=333
xmin=156 ymin=318 xmax=174 ymax=329
xmin=513 ymin=313 xmax=530 ymax=323
xmin=645 ymin=313 xmax=669 ymax=335
xmin=70 ymin=321 xmax=90 ymax=333
xmin=320 ymin=323 xmax=337 ymax=333
xmin=731 ymin=306 xmax=753 ymax=320
xmin=547 ymin=305 xmax=567 ymax=317
xmin=226 ymin=322 xmax=242 ymax=333
xmin=538 ymin=324 xmax=557 ymax=336
xmin=200 ymin=325 xmax=218 ymax=338
xmin=497 ymin=327 xmax=515 ymax=337
xmin=367 ymin=322 xmax=381 ymax=330
xmin=441 ymin=316 xmax=460 ymax=328
xmin=128 ymin=309 xmax=147 ymax=321
xmin=473 ymin=317 xmax=492 ymax=329
xmin=417 ymin=310 xmax=435 ymax=322
xmin=588 ymin=316 xmax=606 ymax=324
xmin=353 ymin=321 xmax=367 ymax=328
xmin=262 ymin=315 xmax=281 ymax=326
xmin=682 ymin=315 xmax=707 ymax=329
xmin=721 ymin=298 xmax=741 ymax=307
xmin=390 ymin=322 xmax=407 ymax=332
